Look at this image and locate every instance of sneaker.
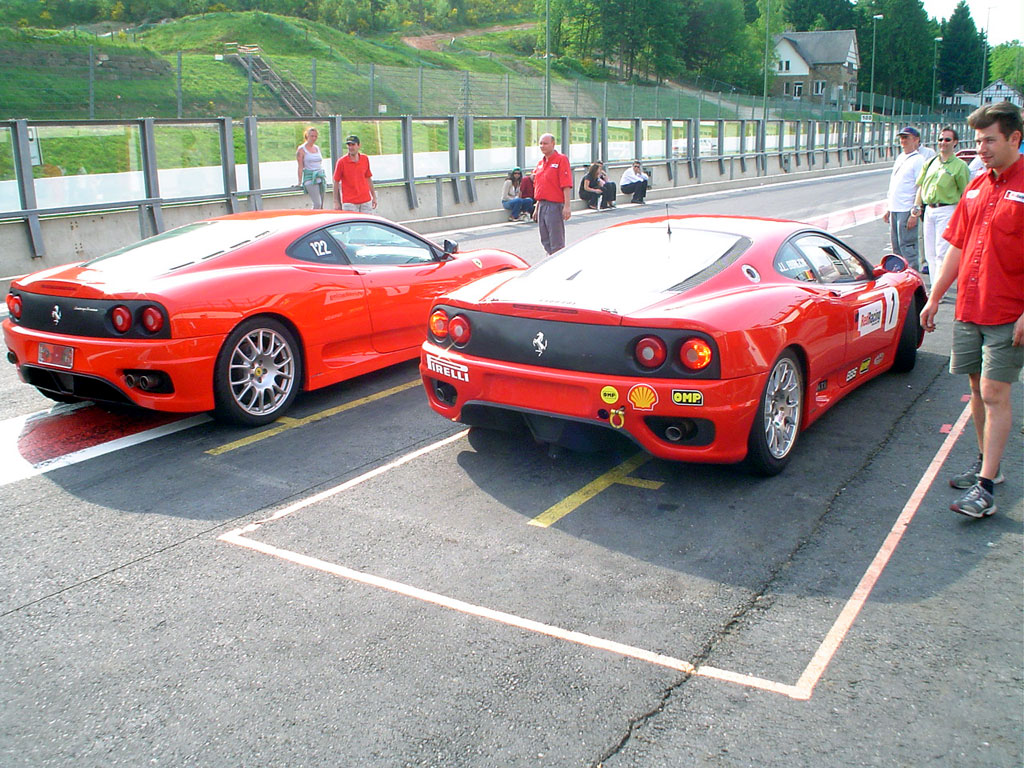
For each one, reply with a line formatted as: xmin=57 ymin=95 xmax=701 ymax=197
xmin=949 ymin=458 xmax=1004 ymax=489
xmin=950 ymin=482 xmax=997 ymax=518
xmin=519 ymin=212 xmax=530 ymax=221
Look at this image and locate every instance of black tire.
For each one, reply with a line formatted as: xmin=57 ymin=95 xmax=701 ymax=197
xmin=213 ymin=317 xmax=302 ymax=426
xmin=745 ymin=350 xmax=803 ymax=476
xmin=891 ymin=298 xmax=920 ymax=373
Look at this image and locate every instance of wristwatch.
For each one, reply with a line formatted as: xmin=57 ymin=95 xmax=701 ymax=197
xmin=910 ymin=206 xmax=922 ymax=216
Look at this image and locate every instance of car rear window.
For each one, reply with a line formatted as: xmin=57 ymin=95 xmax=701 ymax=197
xmin=84 ymin=219 xmax=286 ymax=276
xmin=520 ymin=223 xmax=749 ymax=303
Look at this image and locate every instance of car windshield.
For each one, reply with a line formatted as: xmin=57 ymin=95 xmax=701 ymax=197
xmin=84 ymin=219 xmax=286 ymax=276
xmin=509 ymin=223 xmax=749 ymax=313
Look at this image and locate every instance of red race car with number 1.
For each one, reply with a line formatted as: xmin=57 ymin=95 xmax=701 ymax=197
xmin=4 ymin=211 xmax=526 ymax=425
xmin=420 ymin=215 xmax=926 ymax=475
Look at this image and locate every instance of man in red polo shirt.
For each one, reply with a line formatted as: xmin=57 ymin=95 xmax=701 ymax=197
xmin=920 ymin=101 xmax=1024 ymax=519
xmin=531 ymin=133 xmax=573 ymax=254
xmin=333 ymin=134 xmax=377 ymax=213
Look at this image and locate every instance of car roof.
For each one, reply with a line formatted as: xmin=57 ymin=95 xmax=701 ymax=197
xmin=606 ymin=214 xmax=807 ymax=241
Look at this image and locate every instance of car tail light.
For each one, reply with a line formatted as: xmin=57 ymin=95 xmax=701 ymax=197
xmin=680 ymin=338 xmax=713 ymax=370
xmin=449 ymin=314 xmax=471 ymax=346
xmin=6 ymin=294 xmax=22 ymax=319
xmin=429 ymin=309 xmax=449 ymax=339
xmin=141 ymin=306 xmax=164 ymax=334
xmin=111 ymin=305 xmax=132 ymax=333
xmin=634 ymin=335 xmax=667 ymax=368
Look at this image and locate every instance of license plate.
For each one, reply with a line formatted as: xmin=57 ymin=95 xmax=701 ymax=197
xmin=37 ymin=342 xmax=74 ymax=369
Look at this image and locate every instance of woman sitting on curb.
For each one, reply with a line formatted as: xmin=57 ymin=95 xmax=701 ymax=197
xmin=501 ymin=168 xmax=535 ymax=221
xmin=579 ymin=161 xmax=616 ymax=210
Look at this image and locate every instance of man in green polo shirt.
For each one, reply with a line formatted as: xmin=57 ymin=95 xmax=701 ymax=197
xmin=908 ymin=126 xmax=970 ymax=283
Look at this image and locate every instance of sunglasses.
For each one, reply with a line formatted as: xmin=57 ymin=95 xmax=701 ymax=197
xmin=938 ymin=137 xmax=955 ymax=142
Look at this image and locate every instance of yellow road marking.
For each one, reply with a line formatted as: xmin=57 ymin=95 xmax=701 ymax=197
xmin=528 ymin=452 xmax=663 ymax=528
xmin=206 ymin=379 xmax=422 ymax=456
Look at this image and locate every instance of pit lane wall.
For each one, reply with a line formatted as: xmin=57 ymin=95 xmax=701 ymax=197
xmin=1 ymin=115 xmax=949 ymax=292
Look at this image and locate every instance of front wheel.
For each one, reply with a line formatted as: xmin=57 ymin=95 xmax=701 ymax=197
xmin=213 ymin=318 xmax=302 ymax=426
xmin=891 ymin=297 xmax=920 ymax=373
xmin=745 ymin=351 xmax=803 ymax=476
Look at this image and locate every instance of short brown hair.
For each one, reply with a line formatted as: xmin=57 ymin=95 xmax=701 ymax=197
xmin=968 ymin=101 xmax=1023 ymax=143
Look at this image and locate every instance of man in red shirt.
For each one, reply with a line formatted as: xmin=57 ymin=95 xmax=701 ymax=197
xmin=920 ymin=101 xmax=1024 ymax=519
xmin=531 ymin=133 xmax=573 ymax=254
xmin=332 ymin=134 xmax=377 ymax=213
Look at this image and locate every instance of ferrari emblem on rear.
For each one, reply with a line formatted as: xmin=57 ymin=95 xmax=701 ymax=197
xmin=51 ymin=305 xmax=61 ymax=325
xmin=532 ymin=332 xmax=547 ymax=356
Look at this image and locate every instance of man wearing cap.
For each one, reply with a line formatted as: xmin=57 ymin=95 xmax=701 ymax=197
xmin=883 ymin=126 xmax=934 ymax=268
xmin=532 ymin=133 xmax=573 ymax=254
xmin=333 ymin=135 xmax=377 ymax=213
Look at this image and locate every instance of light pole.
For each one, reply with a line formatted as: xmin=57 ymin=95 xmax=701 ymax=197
xmin=762 ymin=0 xmax=771 ymax=124
xmin=931 ymin=37 xmax=942 ymax=116
xmin=868 ymin=14 xmax=883 ymax=117
xmin=545 ymin=0 xmax=551 ymax=117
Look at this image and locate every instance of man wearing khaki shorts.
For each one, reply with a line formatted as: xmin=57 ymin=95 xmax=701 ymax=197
xmin=920 ymin=101 xmax=1024 ymax=519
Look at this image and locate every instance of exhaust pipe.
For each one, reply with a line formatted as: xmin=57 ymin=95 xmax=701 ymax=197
xmin=124 ymin=373 xmax=137 ymax=388
xmin=6 ymin=351 xmax=17 ymax=365
xmin=138 ymin=374 xmax=155 ymax=391
xmin=665 ymin=425 xmax=684 ymax=442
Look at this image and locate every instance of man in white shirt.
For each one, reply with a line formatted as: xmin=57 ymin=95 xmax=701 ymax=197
xmin=882 ymin=126 xmax=932 ymax=269
xmin=619 ymin=161 xmax=650 ymax=204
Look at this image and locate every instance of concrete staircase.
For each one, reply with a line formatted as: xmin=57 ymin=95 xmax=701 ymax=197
xmin=227 ymin=45 xmax=315 ymax=116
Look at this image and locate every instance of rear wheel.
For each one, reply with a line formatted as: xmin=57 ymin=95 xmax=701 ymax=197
xmin=745 ymin=351 xmax=803 ymax=476
xmin=213 ymin=318 xmax=301 ymax=426
xmin=891 ymin=298 xmax=920 ymax=373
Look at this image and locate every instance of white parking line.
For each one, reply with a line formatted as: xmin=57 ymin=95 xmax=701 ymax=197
xmin=0 ymin=411 xmax=210 ymax=487
xmin=219 ymin=402 xmax=972 ymax=700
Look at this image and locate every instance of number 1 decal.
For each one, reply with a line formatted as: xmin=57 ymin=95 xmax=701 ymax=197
xmin=882 ymin=286 xmax=899 ymax=332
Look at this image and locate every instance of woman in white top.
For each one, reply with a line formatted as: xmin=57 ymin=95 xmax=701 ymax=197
xmin=296 ymin=127 xmax=326 ymax=209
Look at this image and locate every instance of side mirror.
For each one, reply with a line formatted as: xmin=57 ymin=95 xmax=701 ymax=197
xmin=878 ymin=253 xmax=908 ymax=274
xmin=443 ymin=239 xmax=459 ymax=255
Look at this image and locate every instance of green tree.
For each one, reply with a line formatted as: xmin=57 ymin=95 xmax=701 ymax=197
xmin=786 ymin=0 xmax=855 ymax=32
xmin=856 ymin=0 xmax=934 ymax=103
xmin=989 ymin=41 xmax=1024 ymax=92
xmin=937 ymin=0 xmax=983 ymax=93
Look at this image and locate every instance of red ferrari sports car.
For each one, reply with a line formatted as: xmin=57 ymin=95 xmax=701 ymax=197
xmin=420 ymin=215 xmax=927 ymax=474
xmin=4 ymin=211 xmax=526 ymax=425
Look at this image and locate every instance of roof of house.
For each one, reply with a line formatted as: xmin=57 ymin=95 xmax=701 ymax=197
xmin=774 ymin=30 xmax=858 ymax=67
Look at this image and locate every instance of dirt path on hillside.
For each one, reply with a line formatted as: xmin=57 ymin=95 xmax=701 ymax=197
xmin=401 ymin=22 xmax=535 ymax=51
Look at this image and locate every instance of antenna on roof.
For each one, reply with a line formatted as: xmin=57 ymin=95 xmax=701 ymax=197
xmin=665 ymin=204 xmax=671 ymax=236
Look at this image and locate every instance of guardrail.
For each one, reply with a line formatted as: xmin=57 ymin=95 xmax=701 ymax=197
xmin=1 ymin=114 xmax=954 ymax=264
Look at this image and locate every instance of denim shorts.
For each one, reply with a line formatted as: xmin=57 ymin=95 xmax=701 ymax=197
xmin=950 ymin=320 xmax=1024 ymax=383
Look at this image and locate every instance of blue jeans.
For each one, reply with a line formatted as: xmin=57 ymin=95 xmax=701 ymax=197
xmin=502 ymin=197 xmax=535 ymax=218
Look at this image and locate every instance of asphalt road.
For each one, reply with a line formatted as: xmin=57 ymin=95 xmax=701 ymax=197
xmin=1 ymin=169 xmax=1021 ymax=768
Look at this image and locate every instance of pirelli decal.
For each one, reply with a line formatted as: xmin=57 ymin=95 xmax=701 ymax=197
xmin=425 ymin=353 xmax=469 ymax=382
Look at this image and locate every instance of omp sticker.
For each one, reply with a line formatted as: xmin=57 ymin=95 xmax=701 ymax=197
xmin=425 ymin=353 xmax=469 ymax=382
xmin=627 ymin=384 xmax=658 ymax=410
xmin=882 ymin=286 xmax=900 ymax=331
xmin=859 ymin=358 xmax=871 ymax=374
xmin=600 ymin=386 xmax=619 ymax=404
xmin=857 ymin=300 xmax=884 ymax=336
xmin=671 ymin=390 xmax=704 ymax=406
xmin=1005 ymin=190 xmax=1024 ymax=203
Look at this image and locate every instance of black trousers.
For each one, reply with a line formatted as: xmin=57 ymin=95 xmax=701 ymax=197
xmin=621 ymin=179 xmax=648 ymax=202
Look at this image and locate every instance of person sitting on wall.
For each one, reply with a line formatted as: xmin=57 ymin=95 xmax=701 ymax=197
xmin=619 ymin=160 xmax=650 ymax=204
xmin=500 ymin=167 xmax=535 ymax=221
xmin=579 ymin=161 xmax=616 ymax=210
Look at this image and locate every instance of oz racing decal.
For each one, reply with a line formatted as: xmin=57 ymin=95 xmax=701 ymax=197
xmin=627 ymin=384 xmax=658 ymax=411
xmin=426 ymin=353 xmax=469 ymax=382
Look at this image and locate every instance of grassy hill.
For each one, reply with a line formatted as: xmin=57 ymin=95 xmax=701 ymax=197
xmin=0 ymin=12 xmax=545 ymax=120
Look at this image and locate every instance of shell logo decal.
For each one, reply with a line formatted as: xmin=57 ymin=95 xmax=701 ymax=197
xmin=627 ymin=384 xmax=658 ymax=411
